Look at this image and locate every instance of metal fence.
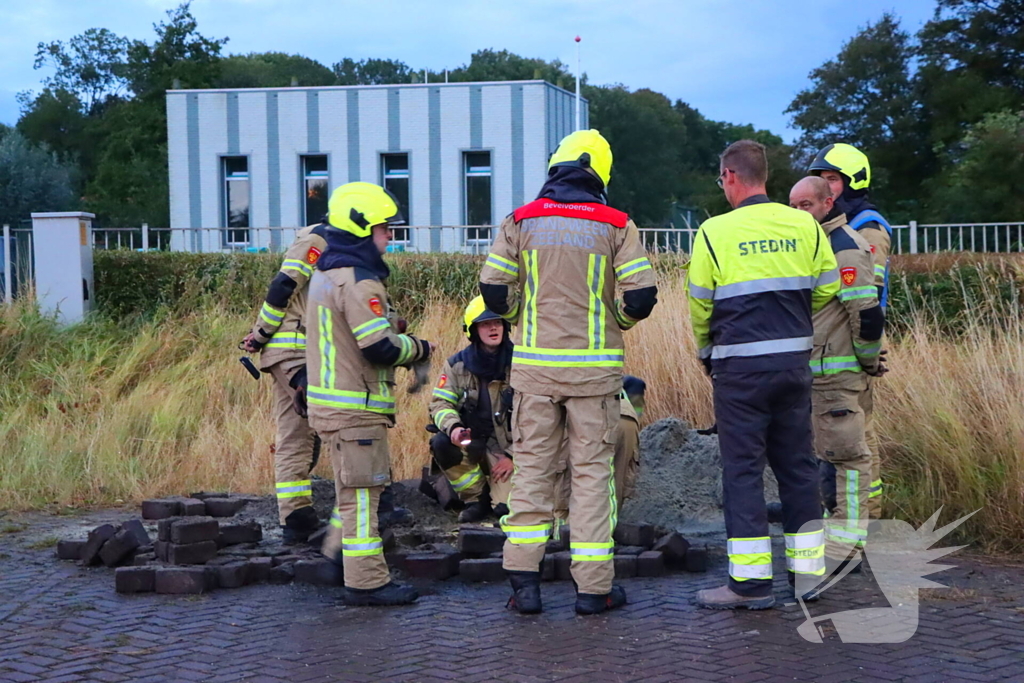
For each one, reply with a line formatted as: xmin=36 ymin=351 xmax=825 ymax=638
xmin=89 ymin=221 xmax=1024 ymax=256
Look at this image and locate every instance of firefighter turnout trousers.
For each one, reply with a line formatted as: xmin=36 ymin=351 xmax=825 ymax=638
xmin=502 ymin=392 xmax=619 ymax=595
xmin=269 ymin=364 xmax=317 ymax=525
xmin=863 ymin=377 xmax=882 ymax=519
xmin=814 ymin=386 xmax=871 ymax=561
xmin=715 ymin=368 xmax=825 ymax=597
xmin=553 ymin=413 xmax=640 ymax=520
xmin=318 ymin=427 xmax=391 ymax=590
xmin=430 ymin=432 xmax=513 ymax=507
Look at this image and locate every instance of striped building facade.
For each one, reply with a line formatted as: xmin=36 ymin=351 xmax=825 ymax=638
xmin=166 ymin=80 xmax=587 ymax=252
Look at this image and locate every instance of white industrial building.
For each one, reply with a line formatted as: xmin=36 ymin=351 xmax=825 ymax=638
xmin=165 ymin=80 xmax=587 ymax=252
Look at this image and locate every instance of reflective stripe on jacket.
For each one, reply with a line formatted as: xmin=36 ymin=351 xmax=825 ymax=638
xmin=306 ymin=267 xmax=428 ymax=432
xmin=480 ymin=200 xmax=656 ymax=397
xmin=810 ymin=214 xmax=882 ymax=387
xmin=252 ymin=224 xmax=328 ymax=373
xmin=687 ymin=195 xmax=840 ymax=373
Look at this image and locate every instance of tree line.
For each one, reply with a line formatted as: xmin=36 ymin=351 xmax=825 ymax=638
xmin=2 ymin=0 xmax=1021 ymax=229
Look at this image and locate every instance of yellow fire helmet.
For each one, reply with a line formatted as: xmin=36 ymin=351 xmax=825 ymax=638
xmin=463 ymin=295 xmax=504 ymax=339
xmin=548 ymin=129 xmax=613 ymax=188
xmin=327 ymin=182 xmax=405 ymax=238
xmin=808 ymin=143 xmax=871 ymax=192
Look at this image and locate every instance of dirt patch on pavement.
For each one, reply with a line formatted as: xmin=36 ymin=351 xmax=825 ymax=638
xmin=621 ymin=418 xmax=779 ymax=536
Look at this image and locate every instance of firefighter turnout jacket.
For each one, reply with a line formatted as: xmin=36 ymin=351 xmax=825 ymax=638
xmin=848 ymin=210 xmax=892 ymax=309
xmin=306 ymin=267 xmax=431 ymax=434
xmin=479 ymin=200 xmax=658 ymax=396
xmin=811 ymin=214 xmax=885 ymax=385
xmin=687 ymin=195 xmax=840 ymax=372
xmin=250 ymin=223 xmax=329 ymax=375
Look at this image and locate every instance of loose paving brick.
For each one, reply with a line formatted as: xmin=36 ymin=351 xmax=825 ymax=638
xmin=685 ymin=545 xmax=708 ymax=573
xmin=203 ymin=498 xmax=248 ymax=517
xmin=553 ymin=551 xmax=573 ymax=580
xmin=615 ymin=545 xmax=645 ymax=556
xmin=294 ymin=559 xmax=342 ymax=587
xmin=169 ymin=517 xmax=219 ymax=545
xmin=179 ymin=498 xmax=207 ymax=516
xmin=167 ymin=540 xmax=218 ymax=565
xmin=154 ymin=567 xmax=206 ymax=594
xmin=636 ymin=551 xmax=665 ymax=577
xmin=404 ymin=553 xmax=460 ymax=580
xmin=652 ymin=532 xmax=690 ymax=568
xmin=121 ymin=519 xmax=151 ymax=546
xmin=216 ymin=562 xmax=251 ymax=589
xmin=614 ymin=554 xmax=638 ymax=578
xmin=114 ymin=566 xmax=155 ymax=594
xmin=613 ymin=523 xmax=656 ymax=549
xmin=458 ymin=525 xmax=506 ymax=556
xmin=218 ymin=521 xmax=262 ymax=546
xmin=460 ymin=558 xmax=506 ymax=583
xmin=268 ymin=564 xmax=295 ymax=584
xmin=79 ymin=524 xmax=117 ymax=565
xmin=141 ymin=499 xmax=180 ymax=520
xmin=99 ymin=529 xmax=141 ymax=567
xmin=247 ymin=557 xmax=273 ymax=583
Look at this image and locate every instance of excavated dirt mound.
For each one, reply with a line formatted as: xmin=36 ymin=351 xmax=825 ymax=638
xmin=621 ymin=418 xmax=779 ymax=536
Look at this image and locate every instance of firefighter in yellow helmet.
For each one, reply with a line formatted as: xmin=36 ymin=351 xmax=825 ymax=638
xmin=480 ymin=129 xmax=658 ymax=615
xmin=809 ymin=143 xmax=891 ymax=521
xmin=303 ymin=182 xmax=434 ymax=606
xmin=427 ymin=296 xmax=515 ymax=523
xmin=242 ymin=220 xmax=329 ymax=544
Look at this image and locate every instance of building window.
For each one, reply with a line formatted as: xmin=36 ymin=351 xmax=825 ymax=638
xmin=222 ymin=156 xmax=250 ymax=244
xmin=381 ymin=154 xmax=410 ymax=242
xmin=464 ymin=151 xmax=492 ymax=241
xmin=302 ymin=155 xmax=329 ymax=225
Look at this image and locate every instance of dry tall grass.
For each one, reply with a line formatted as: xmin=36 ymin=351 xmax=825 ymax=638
xmin=3 ymin=258 xmax=1023 ymax=551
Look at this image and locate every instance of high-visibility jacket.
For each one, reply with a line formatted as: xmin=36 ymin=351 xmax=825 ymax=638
xmin=428 ymin=347 xmax=513 ymax=457
xmin=306 ymin=266 xmax=431 ymax=433
xmin=479 ymin=199 xmax=658 ymax=397
xmin=810 ymin=214 xmax=884 ymax=386
xmin=848 ymin=209 xmax=892 ymax=309
xmin=687 ymin=195 xmax=840 ymax=373
xmin=250 ymin=223 xmax=329 ymax=374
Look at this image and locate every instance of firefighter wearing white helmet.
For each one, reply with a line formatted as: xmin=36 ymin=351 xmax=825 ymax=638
xmin=427 ymin=296 xmax=515 ymax=523
xmin=303 ymin=182 xmax=434 ymax=606
xmin=480 ymin=129 xmax=659 ymax=615
xmin=809 ymin=143 xmax=890 ymax=521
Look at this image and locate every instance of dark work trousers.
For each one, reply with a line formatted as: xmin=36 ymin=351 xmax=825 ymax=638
xmin=714 ymin=367 xmax=822 ymax=597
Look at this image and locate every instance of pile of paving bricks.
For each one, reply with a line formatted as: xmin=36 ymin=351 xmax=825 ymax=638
xmin=393 ymin=522 xmax=708 ymax=583
xmin=56 ymin=491 xmax=354 ymax=595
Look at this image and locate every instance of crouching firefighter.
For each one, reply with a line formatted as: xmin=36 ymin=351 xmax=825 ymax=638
xmin=428 ymin=296 xmax=515 ymax=523
xmin=242 ymin=222 xmax=328 ymax=544
xmin=302 ymin=182 xmax=434 ymax=606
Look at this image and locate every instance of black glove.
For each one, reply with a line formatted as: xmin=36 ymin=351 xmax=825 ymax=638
xmin=866 ymin=349 xmax=889 ymax=377
xmin=288 ymin=365 xmax=308 ymax=391
xmin=292 ymin=387 xmax=308 ymax=419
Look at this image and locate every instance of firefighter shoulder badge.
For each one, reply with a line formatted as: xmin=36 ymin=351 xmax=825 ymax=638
xmin=840 ymin=267 xmax=858 ymax=286
xmin=437 ymin=374 xmax=447 ymax=389
xmin=306 ymin=246 xmax=322 ymax=265
xmin=368 ymin=297 xmax=385 ymax=317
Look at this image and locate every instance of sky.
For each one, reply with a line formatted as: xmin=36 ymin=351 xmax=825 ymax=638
xmin=0 ymin=0 xmax=938 ymax=141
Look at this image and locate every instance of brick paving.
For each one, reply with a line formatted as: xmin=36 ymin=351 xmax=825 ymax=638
xmin=2 ymin=515 xmax=1024 ymax=682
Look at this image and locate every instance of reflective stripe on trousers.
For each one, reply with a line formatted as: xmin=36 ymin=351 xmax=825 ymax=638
xmin=571 ymin=541 xmax=614 ymax=562
xmin=451 ymin=465 xmax=482 ymax=492
xmin=727 ymin=537 xmax=772 ymax=580
xmin=785 ymin=529 xmax=825 ymax=575
xmin=342 ymin=489 xmax=383 ymax=557
xmin=276 ymin=480 xmax=312 ymax=499
xmin=501 ymin=523 xmax=551 ymax=544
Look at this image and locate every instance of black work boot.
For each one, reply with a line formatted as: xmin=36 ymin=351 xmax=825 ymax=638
xmin=343 ymin=581 xmax=419 ymax=606
xmin=492 ymin=503 xmax=509 ymax=519
xmin=458 ymin=500 xmax=492 ymax=524
xmin=506 ymin=571 xmax=542 ymax=614
xmin=575 ymin=585 xmax=628 ymax=615
xmin=282 ymin=506 xmax=319 ymax=546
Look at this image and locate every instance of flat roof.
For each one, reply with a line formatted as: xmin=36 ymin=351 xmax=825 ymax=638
xmin=168 ymin=79 xmax=586 ymax=101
